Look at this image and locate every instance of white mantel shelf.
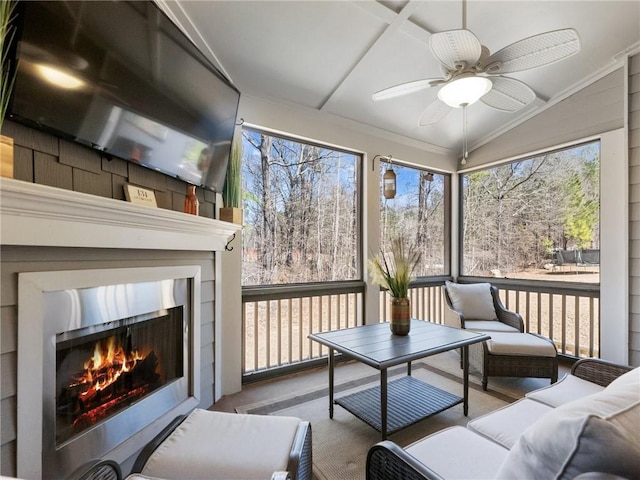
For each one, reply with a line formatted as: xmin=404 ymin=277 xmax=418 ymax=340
xmin=0 ymin=178 xmax=240 ymax=251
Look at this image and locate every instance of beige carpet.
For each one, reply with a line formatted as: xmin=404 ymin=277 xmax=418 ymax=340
xmin=236 ymin=357 xmax=519 ymax=480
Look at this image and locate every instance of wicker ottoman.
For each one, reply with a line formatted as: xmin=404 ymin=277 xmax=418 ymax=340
xmin=470 ymin=332 xmax=558 ymax=390
xmin=130 ymin=409 xmax=312 ymax=480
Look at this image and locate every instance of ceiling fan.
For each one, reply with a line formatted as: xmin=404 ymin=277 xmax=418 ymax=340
xmin=372 ymin=6 xmax=581 ymax=128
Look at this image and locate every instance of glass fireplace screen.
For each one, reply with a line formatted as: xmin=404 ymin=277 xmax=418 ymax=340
xmin=55 ymin=307 xmax=184 ymax=445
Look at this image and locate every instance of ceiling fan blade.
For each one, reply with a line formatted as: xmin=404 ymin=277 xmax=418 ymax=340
xmin=429 ymin=29 xmax=482 ymax=71
xmin=372 ymin=78 xmax=440 ymax=101
xmin=480 ymin=76 xmax=536 ymax=112
xmin=418 ymin=99 xmax=452 ymax=126
xmin=479 ymin=28 xmax=581 ymax=74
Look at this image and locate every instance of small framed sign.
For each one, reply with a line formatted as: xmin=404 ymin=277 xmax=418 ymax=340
xmin=124 ymin=184 xmax=157 ymax=207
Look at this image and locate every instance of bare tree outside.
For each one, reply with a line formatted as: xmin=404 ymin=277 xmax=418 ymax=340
xmin=461 ymin=141 xmax=600 ymax=282
xmin=380 ymin=164 xmax=447 ymax=277
xmin=241 ymin=129 xmax=360 ymax=286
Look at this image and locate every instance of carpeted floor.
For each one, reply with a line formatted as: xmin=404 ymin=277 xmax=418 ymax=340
xmin=231 ymin=351 xmax=548 ymax=480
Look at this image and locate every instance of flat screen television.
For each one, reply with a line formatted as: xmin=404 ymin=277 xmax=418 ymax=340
xmin=7 ymin=0 xmax=240 ymax=193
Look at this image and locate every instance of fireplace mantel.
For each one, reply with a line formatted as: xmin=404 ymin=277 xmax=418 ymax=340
xmin=0 ymin=178 xmax=239 ymax=251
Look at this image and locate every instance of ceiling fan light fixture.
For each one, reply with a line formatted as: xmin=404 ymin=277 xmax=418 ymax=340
xmin=438 ymin=75 xmax=492 ymax=108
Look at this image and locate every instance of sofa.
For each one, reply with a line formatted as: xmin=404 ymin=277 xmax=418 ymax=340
xmin=366 ymin=358 xmax=639 ymax=480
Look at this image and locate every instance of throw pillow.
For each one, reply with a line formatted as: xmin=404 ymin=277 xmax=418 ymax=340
xmin=496 ymin=402 xmax=640 ymax=480
xmin=445 ymin=281 xmax=497 ymax=321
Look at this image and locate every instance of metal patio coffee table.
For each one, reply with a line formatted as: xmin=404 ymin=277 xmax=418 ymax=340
xmin=308 ymin=319 xmax=490 ymax=440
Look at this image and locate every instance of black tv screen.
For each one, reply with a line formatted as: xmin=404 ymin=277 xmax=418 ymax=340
xmin=8 ymin=0 xmax=240 ymax=193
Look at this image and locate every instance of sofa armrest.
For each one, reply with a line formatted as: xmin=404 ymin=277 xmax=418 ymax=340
xmin=570 ymin=358 xmax=633 ymax=387
xmin=366 ymin=441 xmax=444 ymax=480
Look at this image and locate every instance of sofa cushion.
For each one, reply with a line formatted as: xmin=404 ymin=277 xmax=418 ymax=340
xmin=483 ymin=332 xmax=557 ymax=357
xmin=496 ymin=369 xmax=640 ymax=480
xmin=445 ymin=281 xmax=497 ymax=321
xmin=140 ymin=409 xmax=302 ymax=480
xmin=496 ymin=402 xmax=640 ymax=480
xmin=525 ymin=373 xmax=605 ymax=407
xmin=464 ymin=320 xmax=520 ymax=333
xmin=406 ymin=426 xmax=509 ymax=480
xmin=467 ymin=398 xmax=552 ymax=449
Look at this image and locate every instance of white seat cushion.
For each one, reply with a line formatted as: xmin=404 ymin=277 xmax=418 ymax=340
xmin=140 ymin=409 xmax=302 ymax=480
xmin=467 ymin=398 xmax=552 ymax=449
xmin=484 ymin=332 xmax=557 ymax=357
xmin=526 ymin=373 xmax=605 ymax=407
xmin=464 ymin=321 xmax=520 ymax=333
xmin=405 ymin=426 xmax=508 ymax=479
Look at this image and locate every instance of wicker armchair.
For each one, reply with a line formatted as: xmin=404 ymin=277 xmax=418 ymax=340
xmin=443 ymin=283 xmax=558 ymax=390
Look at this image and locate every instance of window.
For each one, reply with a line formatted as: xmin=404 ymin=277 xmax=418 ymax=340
xmin=460 ymin=141 xmax=600 ymax=283
xmin=241 ymin=128 xmax=361 ymax=286
xmin=380 ymin=162 xmax=449 ymax=277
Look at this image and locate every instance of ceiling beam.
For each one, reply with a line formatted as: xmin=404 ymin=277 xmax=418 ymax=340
xmin=354 ymin=1 xmax=432 ymax=46
xmin=319 ymin=0 xmax=426 ymax=111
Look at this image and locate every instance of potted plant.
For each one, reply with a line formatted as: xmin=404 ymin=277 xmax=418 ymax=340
xmin=0 ymin=0 xmax=16 ymax=178
xmin=368 ymin=237 xmax=421 ymax=335
xmin=219 ymin=134 xmax=243 ymax=224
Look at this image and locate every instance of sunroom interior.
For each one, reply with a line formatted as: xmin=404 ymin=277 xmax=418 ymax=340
xmin=1 ymin=1 xmax=639 ymax=479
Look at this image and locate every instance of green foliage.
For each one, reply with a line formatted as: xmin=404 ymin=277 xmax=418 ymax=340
xmin=223 ymin=134 xmax=242 ymax=208
xmin=563 ymin=172 xmax=599 ymax=249
xmin=368 ymin=237 xmax=421 ymax=298
xmin=542 ymin=237 xmax=554 ymax=255
xmin=0 ymin=0 xmax=16 ymax=131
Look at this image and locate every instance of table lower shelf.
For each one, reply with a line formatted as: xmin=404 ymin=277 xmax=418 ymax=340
xmin=334 ymin=375 xmax=463 ymax=436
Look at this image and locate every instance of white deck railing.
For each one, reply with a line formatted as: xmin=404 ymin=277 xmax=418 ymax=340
xmin=241 ymin=278 xmax=599 ymax=378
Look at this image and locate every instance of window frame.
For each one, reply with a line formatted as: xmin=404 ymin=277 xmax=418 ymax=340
xmin=457 ymin=140 xmax=601 ymax=282
xmin=378 ymin=159 xmax=452 ymax=280
xmin=240 ymin=125 xmax=364 ymax=287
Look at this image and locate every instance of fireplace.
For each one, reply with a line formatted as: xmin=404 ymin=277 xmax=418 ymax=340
xmin=55 ymin=308 xmax=184 ymax=445
xmin=18 ymin=266 xmax=201 ymax=480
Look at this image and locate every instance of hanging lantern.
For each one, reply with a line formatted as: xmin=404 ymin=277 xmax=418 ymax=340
xmin=383 ymin=167 xmax=396 ymax=199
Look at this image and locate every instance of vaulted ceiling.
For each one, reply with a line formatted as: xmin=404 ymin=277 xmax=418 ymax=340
xmin=162 ymin=0 xmax=640 ymax=160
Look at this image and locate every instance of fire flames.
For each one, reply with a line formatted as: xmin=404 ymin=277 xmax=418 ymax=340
xmin=72 ymin=336 xmax=144 ymax=396
xmin=57 ymin=330 xmax=162 ymax=443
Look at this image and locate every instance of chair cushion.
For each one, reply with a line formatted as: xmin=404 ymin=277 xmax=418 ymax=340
xmin=406 ymin=426 xmax=509 ymax=480
xmin=140 ymin=409 xmax=302 ymax=480
xmin=525 ymin=373 xmax=605 ymax=407
xmin=445 ymin=281 xmax=497 ymax=321
xmin=464 ymin=321 xmax=520 ymax=333
xmin=467 ymin=398 xmax=552 ymax=449
xmin=484 ymin=332 xmax=557 ymax=357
